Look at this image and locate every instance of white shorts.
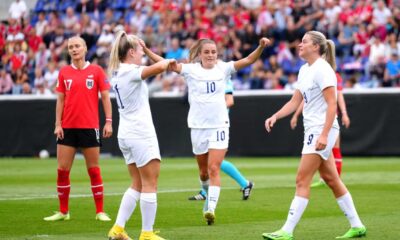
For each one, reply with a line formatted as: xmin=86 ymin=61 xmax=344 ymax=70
xmin=190 ymin=127 xmax=229 ymax=155
xmin=302 ymin=127 xmax=339 ymax=160
xmin=118 ymin=137 xmax=161 ymax=167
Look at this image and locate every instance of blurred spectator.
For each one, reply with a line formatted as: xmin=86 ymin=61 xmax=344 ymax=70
xmin=249 ymin=59 xmax=265 ymax=89
xmin=256 ymin=5 xmax=275 ymax=35
xmin=130 ymin=9 xmax=147 ymax=33
xmin=383 ymin=52 xmax=400 ymax=87
xmin=8 ymin=0 xmax=28 ymax=20
xmin=95 ymin=24 xmax=114 ymax=67
xmin=273 ymin=0 xmax=292 ymax=41
xmin=369 ymin=37 xmax=386 ymax=86
xmin=353 ymin=23 xmax=369 ymax=56
xmin=144 ymin=9 xmax=160 ymax=32
xmin=337 ymin=16 xmax=357 ymax=57
xmin=11 ymin=68 xmax=28 ymax=94
xmin=35 ymin=42 xmax=51 ymax=70
xmin=10 ymin=43 xmax=27 ymax=72
xmin=100 ymin=7 xmax=116 ymax=26
xmin=43 ymin=61 xmax=59 ymax=92
xmin=34 ymin=80 xmax=53 ymax=95
xmin=0 ymin=68 xmax=13 ymax=94
xmin=372 ymin=0 xmax=391 ymax=27
xmin=284 ymin=73 xmax=298 ymax=90
xmin=384 ymin=33 xmax=400 ymax=59
xmin=76 ymin=0 xmax=95 ymax=13
xmin=165 ymin=38 xmax=184 ymax=61
xmin=27 ymin=28 xmax=43 ymax=53
xmin=322 ymin=0 xmax=341 ymax=38
xmin=35 ymin=12 xmax=48 ymax=37
xmin=80 ymin=13 xmax=100 ymax=51
xmin=49 ymin=26 xmax=68 ymax=61
xmin=21 ymin=81 xmax=31 ymax=94
xmin=63 ymin=7 xmax=79 ymax=34
xmin=33 ymin=67 xmax=45 ymax=90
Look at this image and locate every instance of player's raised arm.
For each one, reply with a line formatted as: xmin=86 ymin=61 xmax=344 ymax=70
xmin=233 ymin=37 xmax=270 ymax=71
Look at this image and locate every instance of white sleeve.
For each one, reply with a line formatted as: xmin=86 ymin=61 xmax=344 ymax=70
xmin=222 ymin=61 xmax=236 ymax=75
xmin=180 ymin=63 xmax=192 ymax=80
xmin=129 ymin=66 xmax=145 ymax=81
xmin=317 ymin=69 xmax=335 ymax=90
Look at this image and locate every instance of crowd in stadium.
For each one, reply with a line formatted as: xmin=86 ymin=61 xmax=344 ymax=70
xmin=0 ymin=0 xmax=399 ymax=95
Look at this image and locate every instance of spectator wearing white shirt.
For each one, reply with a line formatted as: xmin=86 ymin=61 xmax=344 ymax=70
xmin=8 ymin=0 xmax=28 ymax=20
xmin=43 ymin=61 xmax=59 ymax=92
xmin=372 ymin=0 xmax=391 ymax=27
xmin=35 ymin=12 xmax=49 ymax=37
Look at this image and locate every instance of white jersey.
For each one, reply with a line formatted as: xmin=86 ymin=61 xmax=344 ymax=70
xmin=296 ymin=58 xmax=339 ymax=131
xmin=181 ymin=61 xmax=236 ymax=128
xmin=110 ymin=63 xmax=157 ymax=139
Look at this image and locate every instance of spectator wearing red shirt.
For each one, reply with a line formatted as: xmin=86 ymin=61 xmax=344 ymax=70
xmin=44 ymin=36 xmax=113 ymax=222
xmin=27 ymin=28 xmax=43 ymax=53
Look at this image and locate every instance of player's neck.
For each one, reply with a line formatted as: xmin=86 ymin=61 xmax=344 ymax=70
xmin=306 ymin=55 xmax=319 ymax=66
xmin=72 ymin=59 xmax=87 ymax=69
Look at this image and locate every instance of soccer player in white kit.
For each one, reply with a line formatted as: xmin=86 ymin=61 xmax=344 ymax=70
xmin=106 ymin=31 xmax=175 ymax=240
xmin=142 ymin=37 xmax=270 ymax=225
xmin=263 ymin=31 xmax=366 ymax=239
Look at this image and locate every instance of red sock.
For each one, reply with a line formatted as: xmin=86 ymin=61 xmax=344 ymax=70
xmin=88 ymin=167 xmax=104 ymax=213
xmin=57 ymin=169 xmax=70 ymax=214
xmin=332 ymin=148 xmax=343 ymax=176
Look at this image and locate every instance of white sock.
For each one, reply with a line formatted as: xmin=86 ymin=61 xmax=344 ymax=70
xmin=115 ymin=188 xmax=140 ymax=227
xmin=282 ymin=196 xmax=309 ymax=234
xmin=336 ymin=192 xmax=363 ymax=228
xmin=207 ymin=186 xmax=220 ymax=212
xmin=140 ymin=192 xmax=157 ymax=231
xmin=200 ymin=178 xmax=209 ymax=193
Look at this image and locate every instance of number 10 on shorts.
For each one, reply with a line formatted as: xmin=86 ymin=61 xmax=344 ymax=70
xmin=216 ymin=130 xmax=225 ymax=141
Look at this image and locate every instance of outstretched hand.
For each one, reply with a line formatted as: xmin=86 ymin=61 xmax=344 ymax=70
xmin=259 ymin=38 xmax=271 ymax=48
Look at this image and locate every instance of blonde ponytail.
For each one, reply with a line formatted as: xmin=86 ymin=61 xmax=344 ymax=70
xmin=306 ymin=31 xmax=337 ymax=70
xmin=108 ymin=31 xmax=126 ymax=77
xmin=108 ymin=31 xmax=140 ymax=76
xmin=325 ymin=40 xmax=337 ymax=71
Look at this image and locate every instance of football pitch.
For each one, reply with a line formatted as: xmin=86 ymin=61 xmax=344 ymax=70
xmin=0 ymin=157 xmax=399 ymax=240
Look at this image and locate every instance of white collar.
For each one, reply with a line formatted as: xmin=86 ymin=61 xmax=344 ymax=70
xmin=71 ymin=61 xmax=90 ymax=70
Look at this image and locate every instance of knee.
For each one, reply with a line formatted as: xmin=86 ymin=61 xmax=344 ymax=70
xmin=323 ymin=175 xmax=340 ymax=189
xmin=199 ymin=168 xmax=208 ymax=180
xmin=295 ymin=175 xmax=308 ymax=190
xmin=208 ymin=164 xmax=220 ymax=177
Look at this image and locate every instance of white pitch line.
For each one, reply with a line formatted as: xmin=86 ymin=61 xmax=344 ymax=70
xmin=0 ymin=187 xmax=244 ymax=201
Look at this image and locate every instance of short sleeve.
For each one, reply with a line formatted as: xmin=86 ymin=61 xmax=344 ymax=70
xmin=219 ymin=61 xmax=236 ymax=76
xmin=56 ymin=68 xmax=65 ymax=93
xmin=131 ymin=65 xmax=144 ymax=81
xmin=317 ymin=68 xmax=336 ymax=91
xmin=96 ymin=65 xmax=110 ymax=91
xmin=180 ymin=63 xmax=191 ymax=78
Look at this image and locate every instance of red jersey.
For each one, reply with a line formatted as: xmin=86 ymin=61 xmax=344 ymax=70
xmin=336 ymin=72 xmax=343 ymax=91
xmin=56 ymin=62 xmax=110 ymax=128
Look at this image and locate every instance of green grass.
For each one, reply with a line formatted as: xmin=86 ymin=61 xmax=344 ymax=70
xmin=0 ymin=157 xmax=400 ymax=240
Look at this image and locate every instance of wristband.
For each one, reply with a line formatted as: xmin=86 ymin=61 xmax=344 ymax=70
xmin=105 ymin=118 xmax=112 ymax=122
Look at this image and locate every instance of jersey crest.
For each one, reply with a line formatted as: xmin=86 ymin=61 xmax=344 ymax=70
xmin=86 ymin=78 xmax=94 ymax=89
